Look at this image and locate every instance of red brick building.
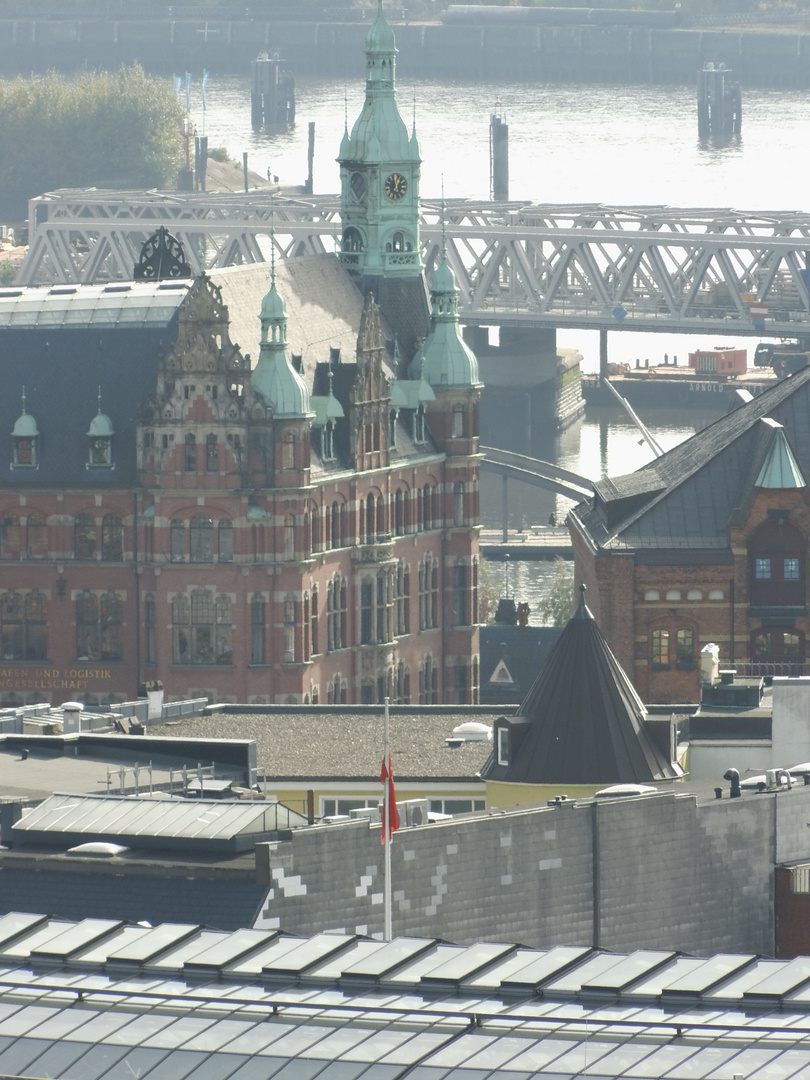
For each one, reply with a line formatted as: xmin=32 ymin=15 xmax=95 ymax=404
xmin=571 ymin=367 xmax=810 ymax=703
xmin=0 ymin=6 xmax=481 ymax=708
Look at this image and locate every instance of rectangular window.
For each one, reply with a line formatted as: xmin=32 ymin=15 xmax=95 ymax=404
xmin=785 ymin=558 xmax=800 ymax=580
xmin=251 ymin=598 xmax=265 ymax=664
xmin=145 ymin=596 xmax=156 ymax=665
xmin=676 ymin=628 xmax=694 ymax=668
xmin=283 ymin=600 xmax=296 ymax=663
xmin=652 ymin=629 xmax=670 ymax=667
xmin=429 ymin=799 xmax=486 ymax=815
xmin=360 ymin=580 xmax=373 ymax=645
xmin=755 ymin=557 xmax=771 ymax=580
xmin=497 ymin=727 xmax=509 ymax=766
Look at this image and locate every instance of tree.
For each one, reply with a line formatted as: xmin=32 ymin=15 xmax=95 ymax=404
xmin=537 ymin=557 xmax=575 ymax=627
xmin=0 ymin=66 xmax=183 ymax=219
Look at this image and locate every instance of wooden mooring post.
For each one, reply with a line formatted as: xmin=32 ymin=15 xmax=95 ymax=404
xmin=697 ymin=62 xmax=742 ymax=137
xmin=251 ymin=52 xmax=295 ymax=128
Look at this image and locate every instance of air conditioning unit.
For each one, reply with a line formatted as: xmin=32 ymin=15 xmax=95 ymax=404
xmin=397 ymin=799 xmax=429 ymax=827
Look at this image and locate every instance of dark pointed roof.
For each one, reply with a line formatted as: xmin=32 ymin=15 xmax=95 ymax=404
xmin=482 ymin=586 xmax=680 ymax=785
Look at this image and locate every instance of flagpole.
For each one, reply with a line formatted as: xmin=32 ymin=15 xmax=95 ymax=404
xmin=384 ymin=696 xmax=392 ymax=942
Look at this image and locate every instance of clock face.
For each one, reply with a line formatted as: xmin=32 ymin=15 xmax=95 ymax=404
xmin=350 ymin=171 xmax=366 ymax=201
xmin=384 ymin=172 xmax=408 ymax=201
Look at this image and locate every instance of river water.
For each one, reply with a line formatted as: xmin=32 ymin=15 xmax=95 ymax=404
xmin=192 ymin=72 xmax=807 ymax=617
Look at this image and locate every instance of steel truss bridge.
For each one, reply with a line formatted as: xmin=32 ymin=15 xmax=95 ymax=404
xmin=17 ymin=190 xmax=810 ymax=338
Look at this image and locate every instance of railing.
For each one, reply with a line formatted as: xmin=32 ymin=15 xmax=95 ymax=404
xmin=734 ymin=662 xmax=809 ymax=679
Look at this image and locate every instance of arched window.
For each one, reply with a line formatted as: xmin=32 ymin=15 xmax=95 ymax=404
xmin=342 ymin=227 xmax=363 ymax=252
xmin=184 ymin=433 xmax=196 ymax=472
xmin=311 ymin=585 xmax=319 ymax=655
xmin=281 ymin=433 xmax=295 ymax=470
xmin=75 ymin=513 xmax=96 ymax=560
xmin=365 ymin=493 xmax=376 ymax=543
xmin=396 ymin=561 xmax=410 ymax=635
xmin=749 ymin=518 xmax=806 ymax=608
xmin=0 ymin=515 xmax=21 ymax=560
xmin=651 ymin=629 xmax=670 ymax=668
xmin=170 ymin=519 xmax=185 ymax=562
xmin=751 ymin=627 xmax=805 ymax=670
xmin=419 ymin=555 xmax=438 ymax=630
xmin=394 ymin=490 xmax=404 ymax=536
xmin=676 ymin=628 xmax=695 ymax=668
xmin=190 ymin=514 xmax=214 ymax=562
xmin=218 ymin=520 xmax=233 ymax=563
xmin=1 ymin=590 xmax=47 ymax=661
xmin=101 ymin=514 xmax=123 ymax=561
xmin=422 ymin=485 xmax=432 ymax=531
xmin=310 ymin=507 xmax=320 ymax=553
xmin=452 ymin=404 xmax=464 ymax=438
xmin=27 ymin=512 xmax=48 ymax=559
xmin=284 ymin=597 xmax=296 ymax=662
xmin=327 ymin=574 xmax=347 ymax=651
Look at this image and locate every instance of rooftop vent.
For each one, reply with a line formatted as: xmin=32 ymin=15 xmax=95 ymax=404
xmin=445 ymin=721 xmax=492 ymax=748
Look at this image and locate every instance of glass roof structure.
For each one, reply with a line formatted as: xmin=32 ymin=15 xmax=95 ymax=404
xmin=0 ymin=915 xmax=808 ymax=1078
xmin=13 ymin=793 xmax=308 ymax=854
xmin=0 ymin=281 xmax=190 ymax=329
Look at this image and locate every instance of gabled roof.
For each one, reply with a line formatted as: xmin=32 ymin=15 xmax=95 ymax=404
xmin=573 ymin=365 xmax=810 ymax=552
xmin=482 ymin=588 xmax=680 ymax=785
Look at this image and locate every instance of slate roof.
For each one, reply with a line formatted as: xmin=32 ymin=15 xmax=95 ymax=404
xmin=479 ymin=625 xmax=564 ymax=706
xmin=149 ymin=707 xmax=497 ymax=784
xmin=210 ymin=256 xmax=392 ymax=383
xmin=0 ymin=283 xmax=183 ymax=488
xmin=571 ymin=365 xmax=810 ymax=553
xmin=481 ymin=588 xmax=681 ymax=785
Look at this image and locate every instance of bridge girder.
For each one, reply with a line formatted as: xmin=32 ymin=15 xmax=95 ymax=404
xmin=17 ymin=192 xmax=810 ymax=338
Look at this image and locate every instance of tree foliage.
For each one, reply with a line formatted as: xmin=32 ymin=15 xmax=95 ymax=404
xmin=0 ymin=66 xmax=183 ymax=219
xmin=537 ymin=557 xmax=576 ymax=627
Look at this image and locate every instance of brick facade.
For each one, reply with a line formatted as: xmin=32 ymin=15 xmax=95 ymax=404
xmin=0 ymin=277 xmax=480 ymax=708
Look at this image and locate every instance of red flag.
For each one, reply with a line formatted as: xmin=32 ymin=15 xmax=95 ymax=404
xmin=380 ymin=754 xmax=400 ymax=844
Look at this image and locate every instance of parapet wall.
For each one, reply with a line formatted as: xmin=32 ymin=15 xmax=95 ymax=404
xmin=256 ymin=785 xmax=810 ymax=955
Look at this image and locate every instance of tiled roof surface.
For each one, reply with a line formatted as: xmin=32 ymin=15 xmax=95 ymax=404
xmin=149 ymin=709 xmax=497 ymax=782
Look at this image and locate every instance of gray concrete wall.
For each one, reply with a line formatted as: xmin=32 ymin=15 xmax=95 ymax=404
xmin=255 ymin=786 xmax=810 ymax=954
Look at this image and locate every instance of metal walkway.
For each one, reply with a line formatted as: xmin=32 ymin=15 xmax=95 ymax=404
xmin=17 ymin=190 xmax=810 ymax=338
xmin=481 ymin=445 xmax=594 ymax=501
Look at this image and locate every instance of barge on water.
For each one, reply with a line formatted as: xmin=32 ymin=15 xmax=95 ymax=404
xmin=584 ymin=345 xmax=780 ymax=408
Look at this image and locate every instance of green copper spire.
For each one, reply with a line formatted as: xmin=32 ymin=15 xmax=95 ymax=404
xmin=338 ymin=0 xmax=421 ymax=279
xmin=252 ymin=256 xmax=312 ymax=419
xmin=409 ymin=201 xmax=480 ymax=388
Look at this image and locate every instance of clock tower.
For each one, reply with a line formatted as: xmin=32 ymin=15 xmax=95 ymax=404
xmin=338 ymin=0 xmax=421 ymax=282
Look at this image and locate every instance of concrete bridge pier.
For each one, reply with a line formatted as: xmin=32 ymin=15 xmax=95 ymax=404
xmin=464 ymin=324 xmax=584 ymax=452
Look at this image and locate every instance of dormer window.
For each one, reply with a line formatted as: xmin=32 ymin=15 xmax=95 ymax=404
xmin=87 ymin=390 xmax=114 ymax=468
xmin=497 ymin=726 xmax=509 ymax=766
xmin=322 ymin=421 xmax=335 ymax=462
xmin=11 ymin=389 xmax=38 ymax=469
xmin=413 ymin=406 xmax=426 ymax=444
